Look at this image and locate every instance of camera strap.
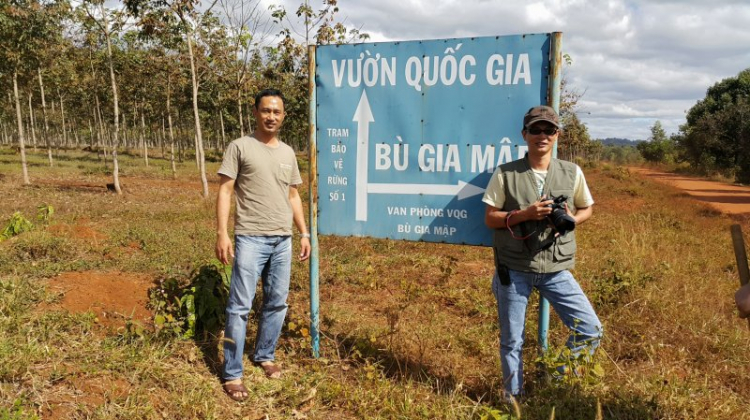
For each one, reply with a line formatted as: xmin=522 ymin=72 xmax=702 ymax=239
xmin=537 ymin=234 xmax=558 ymax=252
xmin=505 ymin=210 xmax=537 ymax=240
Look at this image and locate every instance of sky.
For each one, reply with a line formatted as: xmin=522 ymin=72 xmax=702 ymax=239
xmin=258 ymin=0 xmax=750 ymax=141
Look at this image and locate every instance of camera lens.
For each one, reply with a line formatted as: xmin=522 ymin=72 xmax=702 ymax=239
xmin=550 ymin=208 xmax=575 ymax=233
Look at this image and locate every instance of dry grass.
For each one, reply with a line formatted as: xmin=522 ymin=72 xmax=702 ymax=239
xmin=1 ymin=148 xmax=749 ymax=419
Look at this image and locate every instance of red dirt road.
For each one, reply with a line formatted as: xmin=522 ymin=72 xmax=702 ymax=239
xmin=630 ymin=167 xmax=750 ymax=214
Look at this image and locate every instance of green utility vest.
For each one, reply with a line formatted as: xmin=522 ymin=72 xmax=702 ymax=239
xmin=492 ymin=156 xmax=578 ymax=273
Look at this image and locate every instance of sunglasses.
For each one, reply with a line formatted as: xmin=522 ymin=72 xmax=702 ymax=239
xmin=526 ymin=127 xmax=558 ymax=135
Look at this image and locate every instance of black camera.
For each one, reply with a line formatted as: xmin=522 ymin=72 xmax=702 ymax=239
xmin=546 ymin=194 xmax=576 ymax=235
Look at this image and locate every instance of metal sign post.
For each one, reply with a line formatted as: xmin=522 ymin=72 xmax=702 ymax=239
xmin=538 ymin=32 xmax=564 ymax=353
xmin=308 ymin=45 xmax=321 ymax=357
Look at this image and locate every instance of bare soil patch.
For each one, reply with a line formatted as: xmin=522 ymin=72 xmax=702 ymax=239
xmin=43 ymin=375 xmax=131 ymax=420
xmin=630 ymin=167 xmax=750 ymax=214
xmin=45 ymin=271 xmax=154 ymax=330
xmin=48 ymin=218 xmax=108 ymax=242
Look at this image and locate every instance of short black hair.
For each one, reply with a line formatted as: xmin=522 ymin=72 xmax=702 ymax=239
xmin=254 ymin=89 xmax=285 ymax=109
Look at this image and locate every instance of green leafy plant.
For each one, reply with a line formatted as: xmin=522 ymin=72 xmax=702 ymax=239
xmin=0 ymin=398 xmax=39 ymax=420
xmin=36 ymin=204 xmax=54 ymax=224
xmin=183 ymin=262 xmax=231 ymax=338
xmin=0 ymin=212 xmax=33 ymax=241
xmin=150 ymin=277 xmax=186 ymax=337
xmin=534 ymin=332 xmax=605 ymax=389
xmin=150 ymin=261 xmax=231 ymax=339
xmin=479 ymin=407 xmax=517 ymax=420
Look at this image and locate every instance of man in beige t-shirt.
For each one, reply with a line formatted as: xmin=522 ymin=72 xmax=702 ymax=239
xmin=215 ymin=89 xmax=311 ymax=401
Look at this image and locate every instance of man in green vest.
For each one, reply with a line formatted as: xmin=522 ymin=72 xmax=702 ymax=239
xmin=482 ymin=105 xmax=602 ymax=400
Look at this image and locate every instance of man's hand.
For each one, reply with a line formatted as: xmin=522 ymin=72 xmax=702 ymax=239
xmin=215 ymin=175 xmax=236 ymax=265
xmin=216 ymin=233 xmax=234 ymax=265
xmin=299 ymin=237 xmax=311 ymax=261
xmin=523 ymin=196 xmax=554 ymax=221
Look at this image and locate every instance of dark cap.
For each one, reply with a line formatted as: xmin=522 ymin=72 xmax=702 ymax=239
xmin=523 ymin=106 xmax=561 ymax=128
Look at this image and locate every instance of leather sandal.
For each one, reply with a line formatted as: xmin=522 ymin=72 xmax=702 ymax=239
xmin=222 ymin=381 xmax=249 ymax=402
xmin=254 ymin=361 xmax=282 ymax=379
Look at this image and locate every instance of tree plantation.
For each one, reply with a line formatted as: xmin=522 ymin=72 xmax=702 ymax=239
xmin=0 ymin=0 xmax=367 ymax=194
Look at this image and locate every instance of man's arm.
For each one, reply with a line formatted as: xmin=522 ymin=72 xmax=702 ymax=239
xmin=571 ymin=166 xmax=594 ymax=225
xmin=571 ymin=205 xmax=592 ymax=225
xmin=216 ymin=175 xmax=235 ymax=265
xmin=289 ymin=186 xmax=311 ymax=261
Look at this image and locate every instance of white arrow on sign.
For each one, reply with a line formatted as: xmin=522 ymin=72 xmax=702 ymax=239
xmin=354 ymin=90 xmax=374 ymax=221
xmin=352 ymin=90 xmax=485 ymax=222
xmin=368 ymin=181 xmax=485 ymax=200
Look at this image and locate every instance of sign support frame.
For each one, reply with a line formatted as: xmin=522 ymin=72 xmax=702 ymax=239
xmin=537 ymin=32 xmax=564 ymax=354
xmin=308 ymin=45 xmax=321 ymax=358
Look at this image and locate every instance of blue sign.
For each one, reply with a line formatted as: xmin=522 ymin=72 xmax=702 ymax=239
xmin=315 ymin=34 xmax=553 ymax=246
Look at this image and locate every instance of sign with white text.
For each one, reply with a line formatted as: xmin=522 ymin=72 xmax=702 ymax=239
xmin=315 ymin=34 xmax=553 ymax=246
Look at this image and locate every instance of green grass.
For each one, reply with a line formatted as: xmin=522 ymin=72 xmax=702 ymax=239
xmin=1 ymin=146 xmax=749 ymax=419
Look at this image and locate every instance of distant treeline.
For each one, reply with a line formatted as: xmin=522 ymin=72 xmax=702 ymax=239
xmin=600 ymin=138 xmax=642 ymax=147
xmin=631 ymin=68 xmax=750 ymax=183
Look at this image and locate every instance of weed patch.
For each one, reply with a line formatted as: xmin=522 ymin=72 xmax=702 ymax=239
xmin=0 ymin=212 xmax=33 ymax=241
xmin=589 ymin=259 xmax=656 ymax=307
xmin=150 ymin=261 xmax=230 ymax=339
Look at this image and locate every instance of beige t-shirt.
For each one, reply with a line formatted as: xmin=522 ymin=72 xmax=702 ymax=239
xmin=218 ymin=136 xmax=302 ymax=236
xmin=482 ymin=164 xmax=594 ymax=212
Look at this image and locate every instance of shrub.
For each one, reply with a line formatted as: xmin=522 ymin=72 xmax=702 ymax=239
xmin=150 ymin=261 xmax=231 ymax=339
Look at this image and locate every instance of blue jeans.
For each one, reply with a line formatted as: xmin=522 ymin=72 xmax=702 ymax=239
xmin=491 ymin=269 xmax=602 ymax=396
xmin=223 ymin=235 xmax=292 ymax=381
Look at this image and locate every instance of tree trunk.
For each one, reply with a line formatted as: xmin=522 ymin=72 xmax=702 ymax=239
xmin=88 ymin=119 xmax=94 ymax=149
xmin=176 ymin=108 xmax=183 ymax=163
xmin=28 ymin=93 xmax=37 ymax=151
xmin=73 ymin=121 xmax=79 ymax=147
xmin=102 ymin=3 xmax=121 ymax=194
xmin=186 ymin=32 xmax=209 ymax=199
xmin=13 ymin=70 xmax=30 ymax=186
xmin=58 ymin=91 xmax=68 ymax=149
xmin=166 ymin=84 xmax=176 ymax=178
xmin=194 ymin=132 xmax=199 ymax=167
xmin=219 ymin=109 xmax=226 ymax=151
xmin=247 ymin=102 xmax=253 ymax=132
xmin=160 ymin=115 xmax=165 ymax=158
xmin=123 ymin=107 xmax=130 ymax=150
xmin=237 ymin=92 xmax=244 ymax=137
xmin=95 ymin=95 xmax=104 ymax=151
xmin=37 ymin=68 xmax=52 ymax=166
xmin=141 ymin=102 xmax=148 ymax=166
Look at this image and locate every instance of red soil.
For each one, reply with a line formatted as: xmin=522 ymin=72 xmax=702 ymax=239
xmin=629 ymin=167 xmax=750 ymax=214
xmin=46 ymin=271 xmax=153 ymax=330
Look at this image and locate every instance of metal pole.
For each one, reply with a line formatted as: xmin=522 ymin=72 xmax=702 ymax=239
xmin=538 ymin=31 xmax=563 ymax=352
xmin=730 ymin=224 xmax=750 ymax=329
xmin=308 ymin=45 xmax=321 ymax=358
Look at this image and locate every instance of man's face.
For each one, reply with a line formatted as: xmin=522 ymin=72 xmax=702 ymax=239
xmin=253 ymin=95 xmax=286 ymax=136
xmin=522 ymin=122 xmax=559 ymax=157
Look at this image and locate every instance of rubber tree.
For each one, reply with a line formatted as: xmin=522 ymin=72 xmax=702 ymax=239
xmin=125 ymin=0 xmax=221 ymax=199
xmin=0 ymin=0 xmax=64 ymax=185
xmin=219 ymin=0 xmax=273 ymax=138
xmin=267 ymin=0 xmax=369 ymax=151
xmin=81 ymin=0 xmax=125 ymax=194
xmin=32 ymin=1 xmax=69 ymax=167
